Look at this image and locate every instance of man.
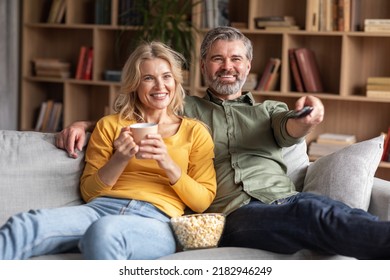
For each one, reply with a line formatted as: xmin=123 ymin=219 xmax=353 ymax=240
xmin=57 ymin=27 xmax=390 ymax=259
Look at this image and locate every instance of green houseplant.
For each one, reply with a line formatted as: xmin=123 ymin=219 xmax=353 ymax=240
xmin=117 ymin=0 xmax=201 ymax=69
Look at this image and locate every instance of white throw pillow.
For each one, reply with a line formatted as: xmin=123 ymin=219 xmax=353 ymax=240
xmin=303 ymin=135 xmax=384 ymax=210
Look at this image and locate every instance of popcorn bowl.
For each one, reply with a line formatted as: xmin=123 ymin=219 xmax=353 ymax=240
xmin=170 ymin=213 xmax=225 ymax=250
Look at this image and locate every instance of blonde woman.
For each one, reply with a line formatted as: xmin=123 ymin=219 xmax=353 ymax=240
xmin=0 ymin=42 xmax=216 ymax=260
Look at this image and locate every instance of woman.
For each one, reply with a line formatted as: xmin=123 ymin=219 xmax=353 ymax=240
xmin=0 ymin=42 xmax=217 ymax=260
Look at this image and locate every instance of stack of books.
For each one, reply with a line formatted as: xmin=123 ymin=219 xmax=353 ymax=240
xmin=47 ymin=0 xmax=66 ymax=23
xmin=288 ymin=48 xmax=324 ymax=93
xmin=308 ymin=133 xmax=357 ymax=157
xmin=254 ymin=16 xmax=299 ymax=31
xmin=242 ymin=73 xmax=258 ymax=91
xmin=255 ymin=58 xmax=281 ymax=91
xmin=366 ymin=77 xmax=390 ymax=99
xmin=306 ymin=0 xmax=362 ymax=32
xmin=35 ymin=100 xmax=63 ymax=132
xmin=364 ymin=19 xmax=390 ymax=33
xmin=32 ymin=58 xmax=71 ymax=79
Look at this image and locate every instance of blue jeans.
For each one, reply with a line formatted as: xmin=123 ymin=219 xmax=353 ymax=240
xmin=0 ymin=197 xmax=176 ymax=259
xmin=219 ymin=192 xmax=390 ymax=259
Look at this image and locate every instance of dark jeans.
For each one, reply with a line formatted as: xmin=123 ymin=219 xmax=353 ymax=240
xmin=219 ymin=192 xmax=390 ymax=259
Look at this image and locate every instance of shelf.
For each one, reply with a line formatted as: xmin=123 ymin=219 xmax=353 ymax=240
xmin=20 ymin=0 xmax=390 ymax=181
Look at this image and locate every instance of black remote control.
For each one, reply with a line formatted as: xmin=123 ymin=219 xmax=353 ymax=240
xmin=291 ymin=106 xmax=313 ymax=118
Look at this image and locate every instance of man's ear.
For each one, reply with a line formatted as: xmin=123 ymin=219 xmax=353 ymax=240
xmin=200 ymin=60 xmax=205 ymax=75
xmin=246 ymin=60 xmax=252 ymax=75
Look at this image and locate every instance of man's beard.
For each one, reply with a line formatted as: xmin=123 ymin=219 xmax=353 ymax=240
xmin=205 ymin=70 xmax=246 ymax=96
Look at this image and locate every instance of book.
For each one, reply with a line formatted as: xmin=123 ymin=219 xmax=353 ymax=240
xmin=217 ymin=0 xmax=230 ymax=27
xmin=55 ymin=0 xmax=66 ymax=23
xmin=46 ymin=102 xmax=63 ymax=132
xmin=350 ymin=0 xmax=362 ymax=31
xmin=364 ymin=19 xmax=390 ymax=25
xmin=364 ymin=25 xmax=390 ymax=32
xmin=366 ymin=90 xmax=390 ymax=99
xmin=95 ymin=0 xmax=111 ymax=25
xmin=294 ymin=48 xmax=324 ymax=93
xmin=83 ymin=48 xmax=93 ymax=80
xmin=366 ymin=84 xmax=390 ymax=91
xmin=255 ymin=16 xmax=296 ymax=29
xmin=367 ymin=76 xmax=390 ymax=85
xmin=32 ymin=58 xmax=70 ymax=78
xmin=35 ymin=69 xmax=71 ymax=79
xmin=35 ymin=102 xmax=47 ymax=131
xmin=263 ymin=58 xmax=281 ymax=91
xmin=306 ymin=0 xmax=320 ymax=31
xmin=40 ymin=100 xmax=54 ymax=132
xmin=317 ymin=133 xmax=357 ymax=145
xmin=264 ymin=25 xmax=300 ymax=31
xmin=309 ymin=132 xmax=356 ymax=157
xmin=308 ymin=141 xmax=351 ymax=157
xmin=256 ymin=58 xmax=280 ymax=91
xmin=288 ymin=48 xmax=304 ymax=92
xmin=75 ymin=46 xmax=88 ymax=79
xmin=47 ymin=0 xmax=62 ymax=23
xmin=337 ymin=0 xmax=351 ymax=31
xmin=242 ymin=73 xmax=258 ymax=91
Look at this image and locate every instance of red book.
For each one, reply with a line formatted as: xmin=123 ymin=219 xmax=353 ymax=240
xmin=294 ymin=48 xmax=324 ymax=93
xmin=264 ymin=58 xmax=281 ymax=91
xmin=83 ymin=47 xmax=93 ymax=80
xmin=256 ymin=58 xmax=275 ymax=91
xmin=75 ymin=46 xmax=88 ymax=79
xmin=288 ymin=48 xmax=304 ymax=92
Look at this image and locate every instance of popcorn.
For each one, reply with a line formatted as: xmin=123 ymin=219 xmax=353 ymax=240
xmin=170 ymin=213 xmax=225 ymax=250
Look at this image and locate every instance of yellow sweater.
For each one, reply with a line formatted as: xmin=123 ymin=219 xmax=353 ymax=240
xmin=80 ymin=114 xmax=217 ymax=217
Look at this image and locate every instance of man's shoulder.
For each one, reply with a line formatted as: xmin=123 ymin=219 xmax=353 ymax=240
xmin=185 ymin=94 xmax=205 ymax=104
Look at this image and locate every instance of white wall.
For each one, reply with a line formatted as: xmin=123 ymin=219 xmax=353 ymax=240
xmin=0 ymin=0 xmax=20 ymax=130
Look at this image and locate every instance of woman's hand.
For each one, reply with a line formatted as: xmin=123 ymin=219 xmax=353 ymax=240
xmin=97 ymin=127 xmax=138 ymax=186
xmin=112 ymin=126 xmax=139 ymax=161
xmin=138 ymin=134 xmax=182 ymax=184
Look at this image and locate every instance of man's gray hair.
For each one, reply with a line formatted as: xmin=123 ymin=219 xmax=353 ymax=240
xmin=200 ymin=26 xmax=253 ymax=61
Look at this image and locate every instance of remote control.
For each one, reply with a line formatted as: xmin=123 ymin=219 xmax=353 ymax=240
xmin=291 ymin=106 xmax=313 ymax=118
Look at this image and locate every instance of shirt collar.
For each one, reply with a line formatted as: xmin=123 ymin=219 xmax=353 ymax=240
xmin=205 ymin=88 xmax=255 ymax=105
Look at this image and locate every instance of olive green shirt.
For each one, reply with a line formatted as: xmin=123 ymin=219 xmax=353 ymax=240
xmin=184 ymin=90 xmax=303 ymax=214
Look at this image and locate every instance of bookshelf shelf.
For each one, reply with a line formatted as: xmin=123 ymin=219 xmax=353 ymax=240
xmin=191 ymin=0 xmax=390 ymax=180
xmin=20 ymin=0 xmax=390 ymax=180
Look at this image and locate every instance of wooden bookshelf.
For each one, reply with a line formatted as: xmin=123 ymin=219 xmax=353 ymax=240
xmin=20 ymin=0 xmax=390 ymax=180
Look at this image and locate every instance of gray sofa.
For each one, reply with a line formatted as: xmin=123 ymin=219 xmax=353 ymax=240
xmin=1 ymin=130 xmax=389 ymax=260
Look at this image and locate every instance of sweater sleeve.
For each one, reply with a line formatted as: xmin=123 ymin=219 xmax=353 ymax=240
xmin=170 ymin=120 xmax=217 ymax=213
xmin=80 ymin=117 xmax=117 ymax=202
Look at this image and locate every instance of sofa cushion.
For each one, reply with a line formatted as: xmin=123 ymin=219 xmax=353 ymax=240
xmin=303 ymin=136 xmax=384 ymax=210
xmin=159 ymin=247 xmax=353 ymax=260
xmin=282 ymin=140 xmax=309 ymax=192
xmin=0 ymin=130 xmax=86 ymax=225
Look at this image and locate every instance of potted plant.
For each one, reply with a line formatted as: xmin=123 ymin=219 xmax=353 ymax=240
xmin=117 ymin=0 xmax=201 ymax=69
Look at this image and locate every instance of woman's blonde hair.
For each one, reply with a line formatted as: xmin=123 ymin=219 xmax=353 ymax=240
xmin=114 ymin=41 xmax=187 ymax=121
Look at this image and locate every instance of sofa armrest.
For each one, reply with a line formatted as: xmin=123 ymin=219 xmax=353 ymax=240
xmin=368 ymin=177 xmax=390 ymax=221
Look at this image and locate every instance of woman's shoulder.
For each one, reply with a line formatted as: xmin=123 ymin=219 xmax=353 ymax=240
xmin=94 ymin=114 xmax=133 ymax=138
xmin=96 ymin=114 xmax=132 ymax=126
xmin=181 ymin=117 xmax=212 ymax=136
